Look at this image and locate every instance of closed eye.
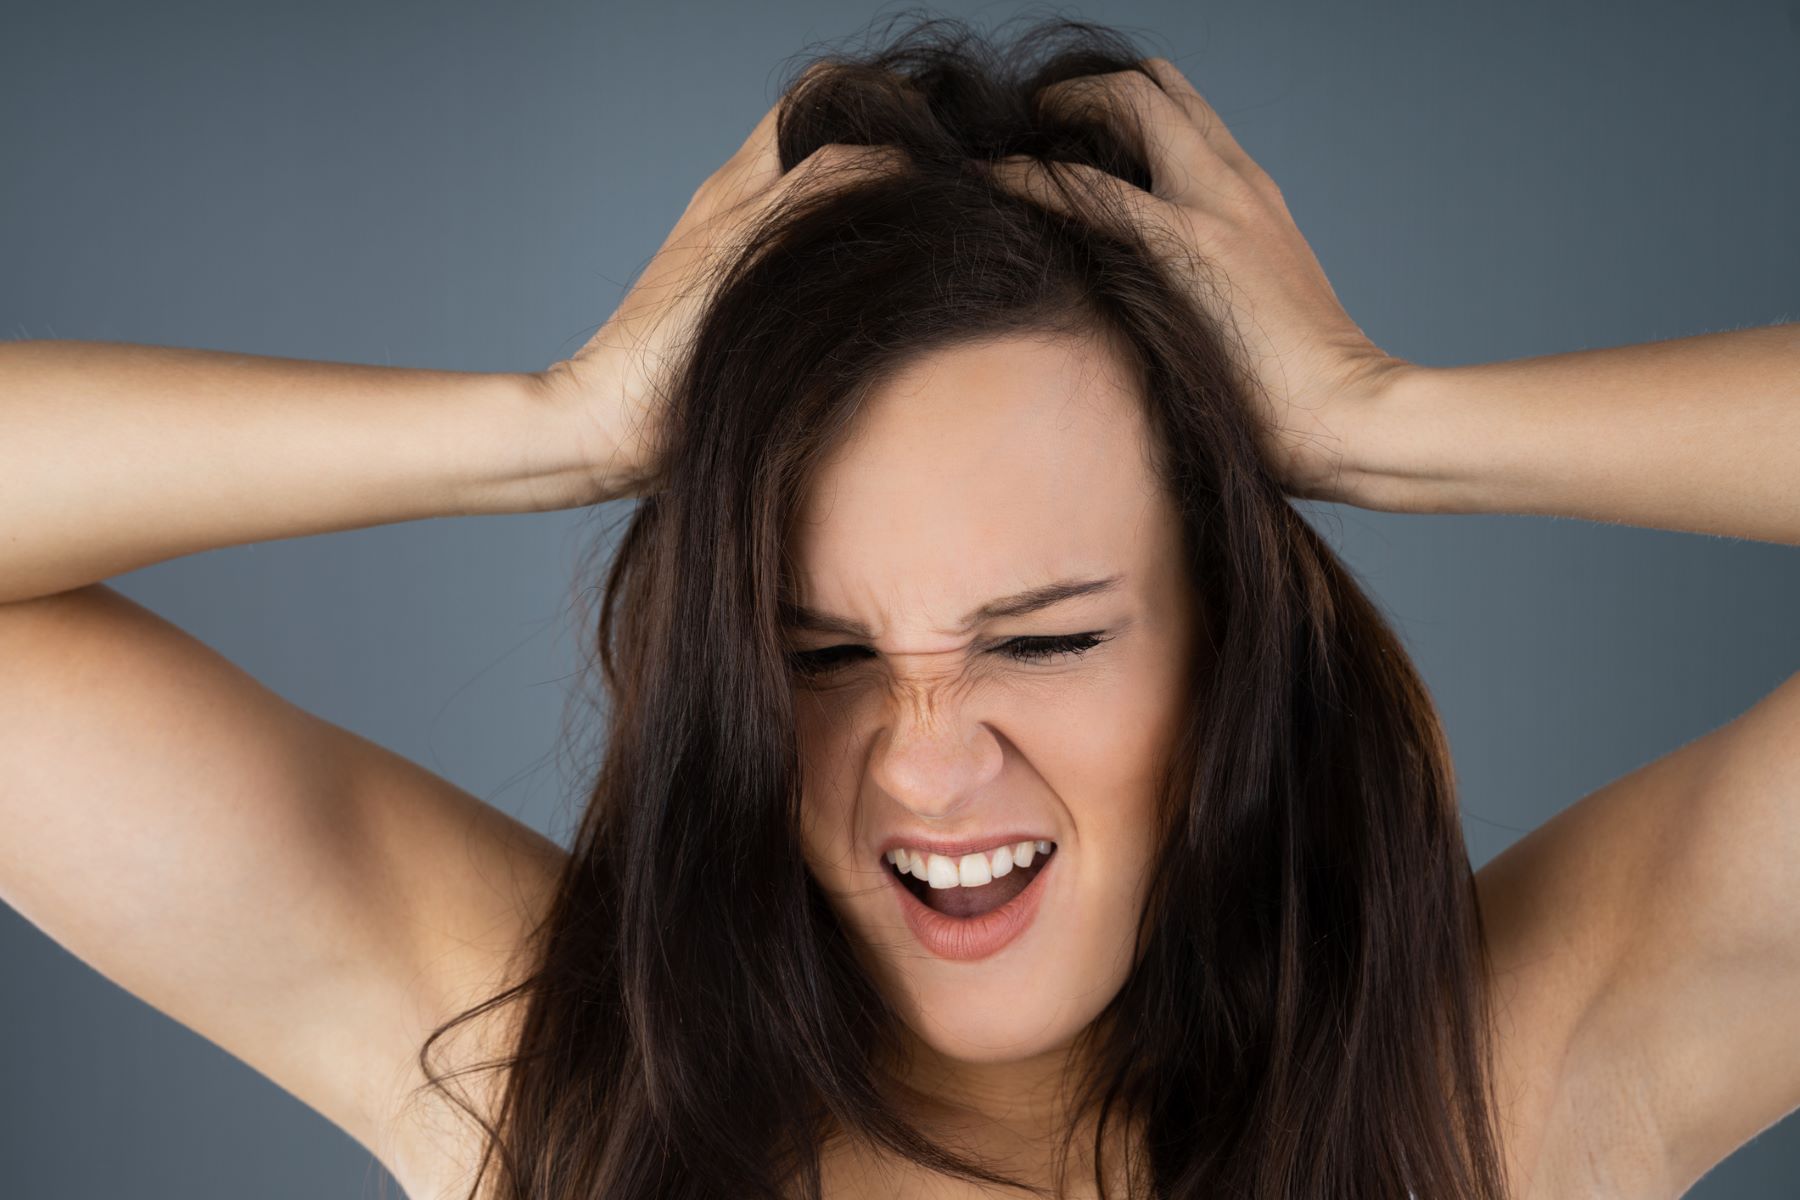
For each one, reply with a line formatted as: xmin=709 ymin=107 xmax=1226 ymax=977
xmin=786 ymin=632 xmax=1110 ymax=679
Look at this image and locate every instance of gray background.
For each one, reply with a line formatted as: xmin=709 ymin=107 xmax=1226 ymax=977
xmin=3 ymin=0 xmax=1796 ymax=1195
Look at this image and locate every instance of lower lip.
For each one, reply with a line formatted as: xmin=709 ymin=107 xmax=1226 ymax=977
xmin=886 ymin=849 xmax=1056 ymax=962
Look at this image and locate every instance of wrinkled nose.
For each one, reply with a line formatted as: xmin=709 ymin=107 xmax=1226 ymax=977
xmin=866 ymin=693 xmax=1004 ymax=822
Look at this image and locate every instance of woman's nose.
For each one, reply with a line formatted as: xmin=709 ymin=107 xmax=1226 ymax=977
xmin=865 ymin=697 xmax=1005 ymax=821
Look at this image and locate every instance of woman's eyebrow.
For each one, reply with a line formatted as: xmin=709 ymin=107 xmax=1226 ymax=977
xmin=779 ymin=573 xmax=1125 ymax=638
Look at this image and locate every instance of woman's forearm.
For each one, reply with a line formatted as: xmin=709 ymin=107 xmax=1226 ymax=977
xmin=0 ymin=340 xmax=604 ymax=604
xmin=1342 ymin=323 xmax=1800 ymax=545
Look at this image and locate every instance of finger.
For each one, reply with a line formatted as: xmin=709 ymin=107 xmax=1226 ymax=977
xmin=980 ymin=154 xmax=1214 ymax=281
xmin=1134 ymin=59 xmax=1249 ymax=165
xmin=979 ymin=154 xmax=1163 ymax=230
xmin=771 ymin=141 xmax=910 ymax=206
xmin=713 ymin=61 xmax=839 ymax=202
xmin=714 ymin=97 xmax=788 ymax=201
xmin=1137 ymin=57 xmax=1285 ymax=206
xmin=1033 ymin=67 xmax=1227 ymax=208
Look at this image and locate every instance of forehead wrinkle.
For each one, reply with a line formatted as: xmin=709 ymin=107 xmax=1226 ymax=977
xmin=779 ymin=573 xmax=1125 ymax=641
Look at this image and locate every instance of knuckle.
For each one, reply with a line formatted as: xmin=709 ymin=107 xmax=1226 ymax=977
xmin=1060 ymin=160 xmax=1113 ymax=186
xmin=1114 ymin=68 xmax=1162 ymax=99
xmin=1212 ymin=166 xmax=1260 ymax=202
xmin=691 ymin=167 xmax=733 ymax=208
xmin=1236 ymin=160 xmax=1284 ymax=205
xmin=1053 ymin=160 xmax=1136 ymax=205
xmin=1039 ymin=73 xmax=1105 ymax=105
xmin=860 ymin=142 xmax=910 ymax=167
xmin=811 ymin=140 xmax=892 ymax=164
xmin=792 ymin=142 xmax=860 ymax=176
xmin=783 ymin=141 xmax=907 ymax=190
xmin=1041 ymin=66 xmax=1163 ymax=109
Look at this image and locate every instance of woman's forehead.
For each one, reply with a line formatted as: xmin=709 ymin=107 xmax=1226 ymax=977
xmin=785 ymin=331 xmax=1178 ymax=637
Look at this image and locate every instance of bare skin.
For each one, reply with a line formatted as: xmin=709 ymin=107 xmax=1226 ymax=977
xmin=784 ymin=327 xmax=1196 ymax=1200
xmin=3 ymin=58 xmax=1798 ymax=1200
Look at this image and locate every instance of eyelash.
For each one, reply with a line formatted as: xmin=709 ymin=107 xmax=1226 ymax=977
xmin=786 ymin=632 xmax=1109 ymax=678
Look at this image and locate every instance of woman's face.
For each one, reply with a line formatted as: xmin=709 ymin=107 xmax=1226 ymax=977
xmin=785 ymin=328 xmax=1202 ymax=1074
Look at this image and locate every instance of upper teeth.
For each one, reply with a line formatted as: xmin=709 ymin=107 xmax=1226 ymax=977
xmin=885 ymin=840 xmax=1054 ymax=888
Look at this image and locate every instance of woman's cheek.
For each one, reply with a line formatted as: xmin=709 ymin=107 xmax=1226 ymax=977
xmin=1010 ymin=655 xmax=1173 ymax=800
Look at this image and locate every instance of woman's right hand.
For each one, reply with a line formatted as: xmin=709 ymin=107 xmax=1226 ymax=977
xmin=536 ymin=85 xmax=908 ymax=506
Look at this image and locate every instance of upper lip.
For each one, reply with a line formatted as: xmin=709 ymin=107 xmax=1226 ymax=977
xmin=875 ymin=832 xmax=1056 ymax=861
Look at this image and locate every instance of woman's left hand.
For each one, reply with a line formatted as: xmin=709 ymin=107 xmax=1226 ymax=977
xmin=983 ymin=58 xmax=1412 ymax=502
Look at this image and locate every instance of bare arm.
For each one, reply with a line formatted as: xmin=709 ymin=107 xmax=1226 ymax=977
xmin=0 ymin=94 xmax=889 ymax=1183
xmin=1343 ymin=323 xmax=1800 ymax=545
xmin=0 ymin=340 xmax=611 ymax=1165
xmin=0 ymin=584 xmax=568 ymax=1170
xmin=0 ymin=338 xmax=628 ymax=605
xmin=1476 ymin=669 xmax=1800 ymax=1196
xmin=980 ymin=58 xmax=1798 ymax=546
xmin=979 ymin=56 xmax=1800 ymax=1189
xmin=1336 ymin=326 xmax=1800 ymax=1190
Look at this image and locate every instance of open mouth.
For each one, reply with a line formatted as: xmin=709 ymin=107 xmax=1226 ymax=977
xmin=890 ymin=843 xmax=1055 ymax=920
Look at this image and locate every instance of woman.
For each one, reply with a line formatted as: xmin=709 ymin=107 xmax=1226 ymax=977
xmin=1 ymin=15 xmax=1794 ymax=1200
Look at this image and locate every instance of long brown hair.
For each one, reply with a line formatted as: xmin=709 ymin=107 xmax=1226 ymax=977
xmin=408 ymin=13 xmax=1509 ymax=1198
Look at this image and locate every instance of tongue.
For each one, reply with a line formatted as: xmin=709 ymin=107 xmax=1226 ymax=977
xmin=924 ymin=861 xmax=1039 ymax=919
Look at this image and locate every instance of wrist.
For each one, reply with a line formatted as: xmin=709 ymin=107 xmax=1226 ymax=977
xmin=1330 ymin=361 xmax=1468 ymax=515
xmin=443 ymin=368 xmax=607 ymax=516
xmin=529 ymin=354 xmax=663 ymax=510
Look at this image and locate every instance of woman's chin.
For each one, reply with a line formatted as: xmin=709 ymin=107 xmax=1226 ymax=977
xmin=895 ymin=992 xmax=1081 ymax=1065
